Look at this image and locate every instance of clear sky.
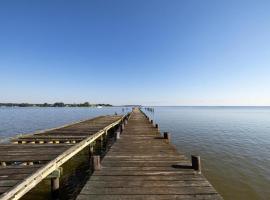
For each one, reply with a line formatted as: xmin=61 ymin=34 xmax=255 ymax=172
xmin=0 ymin=0 xmax=270 ymax=106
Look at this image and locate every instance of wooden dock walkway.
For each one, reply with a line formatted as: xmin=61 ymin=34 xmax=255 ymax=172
xmin=0 ymin=114 xmax=129 ymax=200
xmin=77 ymin=108 xmax=223 ymax=200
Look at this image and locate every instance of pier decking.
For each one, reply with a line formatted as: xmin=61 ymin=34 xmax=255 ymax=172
xmin=77 ymin=108 xmax=222 ymax=200
xmin=0 ymin=108 xmax=222 ymax=200
xmin=0 ymin=115 xmax=127 ymax=200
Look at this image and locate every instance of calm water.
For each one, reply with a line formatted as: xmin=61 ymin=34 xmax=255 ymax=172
xmin=0 ymin=107 xmax=129 ymax=142
xmin=145 ymin=106 xmax=270 ymax=200
xmin=1 ymin=106 xmax=270 ymax=199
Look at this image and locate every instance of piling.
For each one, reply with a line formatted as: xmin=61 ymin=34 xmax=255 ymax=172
xmin=191 ymin=155 xmax=201 ymax=174
xmin=163 ymin=132 xmax=171 ymax=142
xmin=93 ymin=155 xmax=101 ymax=170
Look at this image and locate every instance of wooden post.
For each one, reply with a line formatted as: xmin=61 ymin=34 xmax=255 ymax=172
xmin=89 ymin=145 xmax=94 ymax=156
xmin=116 ymin=131 xmax=121 ymax=139
xmin=96 ymin=136 xmax=103 ymax=155
xmin=93 ymin=155 xmax=101 ymax=170
xmin=116 ymin=126 xmax=121 ymax=140
xmin=163 ymin=132 xmax=171 ymax=142
xmin=51 ymin=177 xmax=59 ymax=198
xmin=155 ymin=124 xmax=158 ymax=129
xmin=121 ymin=123 xmax=125 ymax=130
xmin=124 ymin=119 xmax=128 ymax=125
xmin=191 ymin=155 xmax=201 ymax=174
xmin=103 ymin=131 xmax=108 ymax=150
xmin=48 ymin=168 xmax=61 ymax=198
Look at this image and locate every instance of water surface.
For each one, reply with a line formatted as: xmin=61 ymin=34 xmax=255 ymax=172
xmin=145 ymin=106 xmax=270 ymax=200
xmin=1 ymin=106 xmax=270 ymax=199
xmin=0 ymin=107 xmax=129 ymax=142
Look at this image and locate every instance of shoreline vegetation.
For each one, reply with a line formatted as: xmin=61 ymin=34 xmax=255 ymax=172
xmin=0 ymin=102 xmax=112 ymax=107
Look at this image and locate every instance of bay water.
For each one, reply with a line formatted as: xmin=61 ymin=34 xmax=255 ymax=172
xmin=0 ymin=106 xmax=269 ymax=199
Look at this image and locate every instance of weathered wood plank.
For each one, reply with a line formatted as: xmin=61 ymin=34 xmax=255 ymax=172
xmin=84 ymin=180 xmax=212 ymax=187
xmin=77 ymin=194 xmax=223 ymax=200
xmin=90 ymin=175 xmax=206 ymax=181
xmin=80 ymin=186 xmax=218 ymax=195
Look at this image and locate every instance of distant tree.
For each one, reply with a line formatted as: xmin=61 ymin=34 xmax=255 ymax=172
xmin=83 ymin=102 xmax=90 ymax=107
xmin=53 ymin=102 xmax=65 ymax=107
xmin=18 ymin=103 xmax=31 ymax=107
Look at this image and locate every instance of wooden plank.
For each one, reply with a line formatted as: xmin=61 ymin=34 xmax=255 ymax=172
xmin=0 ymin=180 xmax=18 ymax=187
xmin=84 ymin=180 xmax=212 ymax=187
xmin=0 ymin=155 xmax=60 ymax=162
xmin=90 ymin=175 xmax=206 ymax=181
xmin=77 ymin=194 xmax=222 ymax=200
xmin=0 ymin=174 xmax=34 ymax=181
xmin=0 ymin=167 xmax=43 ymax=175
xmin=101 ymin=161 xmax=190 ymax=167
xmin=0 ymin=144 xmax=72 ymax=149
xmin=80 ymin=186 xmax=218 ymax=195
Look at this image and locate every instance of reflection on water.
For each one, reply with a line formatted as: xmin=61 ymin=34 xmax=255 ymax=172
xmin=145 ymin=106 xmax=270 ymax=200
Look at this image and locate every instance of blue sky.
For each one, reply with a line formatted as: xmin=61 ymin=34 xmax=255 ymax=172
xmin=0 ymin=0 xmax=270 ymax=106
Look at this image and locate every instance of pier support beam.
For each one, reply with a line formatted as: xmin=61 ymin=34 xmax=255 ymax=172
xmin=191 ymin=155 xmax=201 ymax=174
xmin=116 ymin=132 xmax=121 ymax=140
xmin=47 ymin=168 xmax=62 ymax=198
xmin=116 ymin=126 xmax=121 ymax=140
xmin=93 ymin=155 xmax=101 ymax=171
xmin=163 ymin=132 xmax=171 ymax=142
xmin=51 ymin=177 xmax=59 ymax=198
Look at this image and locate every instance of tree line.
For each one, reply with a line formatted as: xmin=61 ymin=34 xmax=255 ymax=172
xmin=0 ymin=102 xmax=112 ymax=107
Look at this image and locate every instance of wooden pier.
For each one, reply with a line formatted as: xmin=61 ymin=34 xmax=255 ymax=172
xmin=77 ymin=108 xmax=223 ymax=200
xmin=0 ymin=108 xmax=223 ymax=200
xmin=0 ymin=114 xmax=129 ymax=200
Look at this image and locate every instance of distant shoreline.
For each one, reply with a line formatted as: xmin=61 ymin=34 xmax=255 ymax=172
xmin=0 ymin=102 xmax=112 ymax=108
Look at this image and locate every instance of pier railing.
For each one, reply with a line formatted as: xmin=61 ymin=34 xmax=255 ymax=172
xmin=0 ymin=113 xmax=130 ymax=200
